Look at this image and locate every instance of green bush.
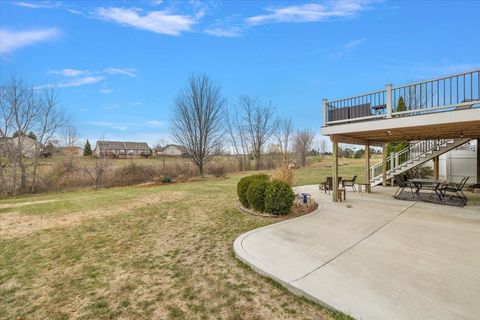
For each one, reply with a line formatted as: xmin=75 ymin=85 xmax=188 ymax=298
xmin=162 ymin=176 xmax=172 ymax=183
xmin=237 ymin=174 xmax=269 ymax=208
xmin=246 ymin=180 xmax=268 ymax=212
xmin=264 ymin=180 xmax=295 ymax=215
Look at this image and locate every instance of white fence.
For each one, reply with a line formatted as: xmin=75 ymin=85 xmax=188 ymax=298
xmin=438 ymin=141 xmax=478 ymax=183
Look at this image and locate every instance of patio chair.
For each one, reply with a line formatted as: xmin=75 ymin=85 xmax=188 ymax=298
xmin=393 ymin=175 xmax=415 ymax=198
xmin=440 ymin=177 xmax=469 ymax=203
xmin=342 ymin=175 xmax=357 ymax=192
xmin=320 ymin=176 xmax=342 ymax=194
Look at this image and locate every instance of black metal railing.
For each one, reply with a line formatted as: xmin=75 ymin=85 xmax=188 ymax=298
xmin=392 ymin=70 xmax=480 ymax=114
xmin=325 ymin=89 xmax=386 ymax=123
xmin=324 ymin=69 xmax=480 ymax=125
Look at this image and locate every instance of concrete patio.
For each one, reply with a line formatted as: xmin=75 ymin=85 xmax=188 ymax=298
xmin=234 ymin=185 xmax=480 ymax=320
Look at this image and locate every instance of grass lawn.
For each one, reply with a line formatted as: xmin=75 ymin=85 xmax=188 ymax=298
xmin=0 ymin=167 xmax=354 ymax=320
xmin=2 ymin=158 xmax=477 ymax=319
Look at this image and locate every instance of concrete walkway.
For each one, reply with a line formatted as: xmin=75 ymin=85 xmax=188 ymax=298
xmin=234 ymin=185 xmax=480 ymax=320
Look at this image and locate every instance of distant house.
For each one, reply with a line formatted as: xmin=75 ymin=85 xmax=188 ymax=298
xmin=0 ymin=135 xmax=42 ymax=158
xmin=94 ymin=141 xmax=152 ymax=158
xmin=154 ymin=144 xmax=188 ymax=157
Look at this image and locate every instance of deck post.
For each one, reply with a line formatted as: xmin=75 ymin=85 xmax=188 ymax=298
xmin=332 ymin=137 xmax=339 ymax=202
xmin=386 ymin=84 xmax=393 ymax=118
xmin=382 ymin=144 xmax=387 ymax=187
xmin=433 ymin=156 xmax=439 ymax=180
xmin=322 ymin=99 xmax=328 ymax=127
xmin=365 ymin=141 xmax=371 ymax=193
xmin=477 ymin=139 xmax=479 ymax=184
xmin=390 ymin=152 xmax=395 ymax=186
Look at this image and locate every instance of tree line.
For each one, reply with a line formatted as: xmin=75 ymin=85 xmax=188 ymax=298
xmin=0 ymin=76 xmax=69 ymax=195
xmin=171 ymin=74 xmax=321 ymax=176
xmin=1 ymin=73 xmax=324 ymax=195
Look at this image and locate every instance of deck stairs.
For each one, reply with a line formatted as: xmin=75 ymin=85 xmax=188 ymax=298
xmin=370 ymin=138 xmax=471 ymax=187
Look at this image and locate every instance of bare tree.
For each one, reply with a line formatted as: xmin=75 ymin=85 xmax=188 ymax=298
xmin=240 ymin=96 xmax=278 ymax=170
xmin=0 ymin=76 xmax=67 ymax=195
xmin=155 ymin=137 xmax=167 ymax=174
xmin=0 ymin=83 xmax=14 ymax=196
xmin=319 ymin=139 xmax=327 ymax=155
xmin=0 ymin=76 xmax=38 ymax=194
xmin=31 ymin=87 xmax=66 ymax=192
xmin=294 ymin=129 xmax=315 ymax=167
xmin=84 ymin=138 xmax=110 ymax=190
xmin=171 ymin=74 xmax=225 ymax=176
xmin=62 ymin=123 xmax=77 ymax=149
xmin=225 ymin=107 xmax=251 ymax=171
xmin=276 ymin=118 xmax=293 ymax=164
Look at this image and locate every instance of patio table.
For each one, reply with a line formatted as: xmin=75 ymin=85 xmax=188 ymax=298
xmin=410 ymin=178 xmax=445 ymax=200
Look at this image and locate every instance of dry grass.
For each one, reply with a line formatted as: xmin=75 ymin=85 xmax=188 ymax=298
xmin=0 ymin=172 xmax=352 ymax=320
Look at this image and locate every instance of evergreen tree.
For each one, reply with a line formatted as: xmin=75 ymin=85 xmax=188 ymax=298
xmin=387 ymin=96 xmax=409 ymax=157
xmin=396 ymin=96 xmax=407 ymax=112
xmin=28 ymin=131 xmax=37 ymax=141
xmin=83 ymin=140 xmax=92 ymax=156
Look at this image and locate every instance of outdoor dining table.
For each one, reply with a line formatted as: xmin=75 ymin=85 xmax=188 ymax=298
xmin=409 ymin=178 xmax=445 ymax=200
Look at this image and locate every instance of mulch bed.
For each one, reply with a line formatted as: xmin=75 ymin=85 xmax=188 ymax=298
xmin=238 ymin=200 xmax=319 ymax=218
xmin=394 ymin=190 xmax=466 ymax=207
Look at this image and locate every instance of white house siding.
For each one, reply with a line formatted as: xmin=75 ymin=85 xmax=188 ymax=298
xmin=164 ymin=146 xmax=182 ymax=156
xmin=438 ymin=140 xmax=477 ymax=184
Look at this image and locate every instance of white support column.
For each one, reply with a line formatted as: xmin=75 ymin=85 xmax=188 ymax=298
xmin=365 ymin=142 xmax=371 ymax=193
xmin=390 ymin=152 xmax=395 ymax=186
xmin=386 ymin=84 xmax=393 ymax=118
xmin=322 ymin=98 xmax=328 ymax=127
xmin=382 ymin=144 xmax=387 ymax=187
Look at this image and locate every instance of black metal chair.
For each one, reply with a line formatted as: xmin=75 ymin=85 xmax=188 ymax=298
xmin=440 ymin=177 xmax=469 ymax=203
xmin=320 ymin=176 xmax=342 ymax=194
xmin=393 ymin=175 xmax=415 ymax=198
xmin=342 ymin=175 xmax=357 ymax=192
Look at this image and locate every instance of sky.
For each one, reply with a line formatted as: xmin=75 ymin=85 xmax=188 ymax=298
xmin=1 ymin=0 xmax=480 ymax=148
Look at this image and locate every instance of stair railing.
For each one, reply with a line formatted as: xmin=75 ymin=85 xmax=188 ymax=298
xmin=369 ymin=139 xmax=455 ymax=182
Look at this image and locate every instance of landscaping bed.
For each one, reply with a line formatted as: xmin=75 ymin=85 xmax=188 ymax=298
xmin=238 ymin=197 xmax=319 ymax=218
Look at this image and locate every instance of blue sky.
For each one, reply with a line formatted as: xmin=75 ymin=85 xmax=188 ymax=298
xmin=1 ymin=0 xmax=479 ymax=147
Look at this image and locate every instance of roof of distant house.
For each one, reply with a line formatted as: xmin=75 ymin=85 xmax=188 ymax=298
xmin=96 ymin=140 xmax=151 ymax=150
xmin=155 ymin=144 xmax=187 ymax=152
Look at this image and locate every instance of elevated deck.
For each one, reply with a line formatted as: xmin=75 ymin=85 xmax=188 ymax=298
xmin=321 ymin=69 xmax=480 ymax=145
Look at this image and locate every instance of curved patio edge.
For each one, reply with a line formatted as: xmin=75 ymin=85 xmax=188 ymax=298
xmin=233 ymin=186 xmax=341 ymax=312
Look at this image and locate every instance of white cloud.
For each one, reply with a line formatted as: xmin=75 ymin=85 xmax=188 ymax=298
xmin=104 ymin=67 xmax=137 ymax=78
xmin=103 ymin=105 xmax=118 ymax=110
xmin=331 ymin=38 xmax=366 ymax=59
xmin=13 ymin=1 xmax=60 ymax=9
xmin=100 ymin=88 xmax=114 ymax=94
xmin=132 ymin=102 xmax=143 ymax=106
xmin=96 ymin=7 xmax=197 ymax=35
xmin=50 ymin=68 xmax=87 ymax=77
xmin=58 ymin=76 xmax=105 ymax=88
xmin=146 ymin=120 xmax=164 ymax=127
xmin=83 ymin=121 xmax=128 ymax=131
xmin=66 ymin=8 xmax=83 ymax=15
xmin=246 ymin=1 xmax=372 ymax=25
xmin=0 ymin=27 xmax=61 ymax=54
xmin=205 ymin=27 xmax=242 ymax=38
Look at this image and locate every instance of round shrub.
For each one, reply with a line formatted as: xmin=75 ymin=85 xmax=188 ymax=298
xmin=264 ymin=180 xmax=295 ymax=215
xmin=246 ymin=180 xmax=269 ymax=212
xmin=237 ymin=174 xmax=269 ymax=208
